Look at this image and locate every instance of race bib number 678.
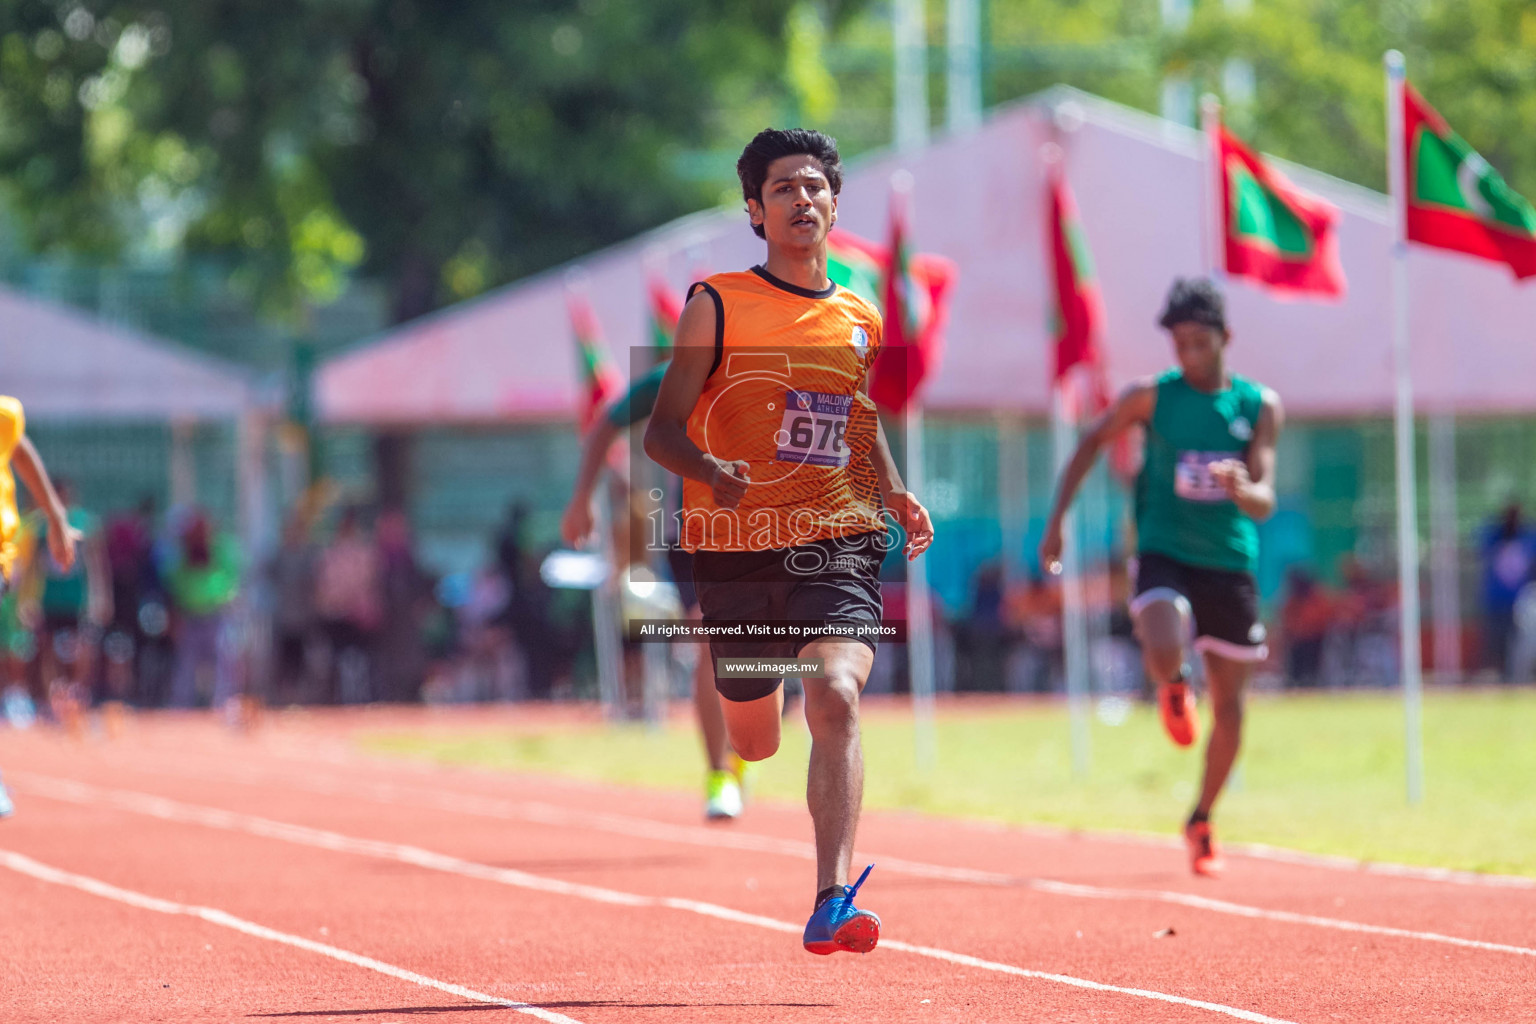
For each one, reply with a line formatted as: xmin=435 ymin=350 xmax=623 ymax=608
xmin=775 ymin=390 xmax=851 ymax=468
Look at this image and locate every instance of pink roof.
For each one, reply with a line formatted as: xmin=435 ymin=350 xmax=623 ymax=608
xmin=0 ymin=286 xmax=252 ymax=420
xmin=319 ymin=87 xmax=1536 ymax=424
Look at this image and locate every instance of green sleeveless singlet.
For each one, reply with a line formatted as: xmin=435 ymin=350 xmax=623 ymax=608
xmin=1134 ymin=368 xmax=1267 ymax=574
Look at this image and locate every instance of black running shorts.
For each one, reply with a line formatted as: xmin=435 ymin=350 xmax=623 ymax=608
xmin=693 ymin=531 xmax=886 ymax=702
xmin=665 ymin=547 xmax=697 ymax=611
xmin=1130 ymin=551 xmax=1268 ymax=663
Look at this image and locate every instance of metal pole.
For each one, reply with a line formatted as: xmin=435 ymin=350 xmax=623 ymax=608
xmin=946 ymin=0 xmax=982 ymax=133
xmin=170 ymin=418 xmax=196 ymax=509
xmin=1200 ymin=94 xmax=1224 ymax=280
xmin=996 ymin=412 xmax=1026 ymax=588
xmin=1159 ymin=0 xmax=1194 ymax=125
xmin=1428 ymin=411 xmax=1461 ymax=683
xmin=1053 ymin=387 xmax=1092 ymax=779
xmin=1385 ymin=49 xmax=1425 ymax=804
xmin=1083 ymin=440 xmax=1110 ymax=699
xmin=905 ymin=405 xmax=938 ymax=770
xmin=893 ymin=0 xmax=929 ymax=151
xmin=590 ymin=481 xmax=625 ymax=720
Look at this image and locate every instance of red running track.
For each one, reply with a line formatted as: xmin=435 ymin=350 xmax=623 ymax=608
xmin=1 ymin=707 xmax=1532 ymax=1024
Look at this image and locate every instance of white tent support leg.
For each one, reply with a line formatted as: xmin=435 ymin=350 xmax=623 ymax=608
xmin=1428 ymin=410 xmax=1461 ymax=684
xmin=170 ymin=418 xmax=196 ymax=509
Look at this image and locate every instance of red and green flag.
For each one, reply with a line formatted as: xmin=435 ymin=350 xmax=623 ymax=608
xmin=869 ymin=192 xmax=957 ymax=414
xmin=1048 ymin=165 xmax=1106 ymax=402
xmin=568 ymin=291 xmax=621 ymax=431
xmin=826 ymin=229 xmax=887 ymax=304
xmin=646 ymin=275 xmax=682 ymax=351
xmin=1402 ymin=82 xmax=1536 ymax=279
xmin=1216 ymin=124 xmax=1346 ymax=299
xmin=1047 ymin=166 xmax=1139 ymax=475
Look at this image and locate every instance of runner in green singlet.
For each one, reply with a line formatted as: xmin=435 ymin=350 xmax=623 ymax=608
xmin=1041 ymin=278 xmax=1284 ymax=877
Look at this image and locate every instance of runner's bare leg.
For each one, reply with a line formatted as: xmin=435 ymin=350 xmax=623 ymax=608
xmin=1194 ymin=652 xmax=1250 ymax=818
xmin=800 ymin=638 xmax=873 ymax=892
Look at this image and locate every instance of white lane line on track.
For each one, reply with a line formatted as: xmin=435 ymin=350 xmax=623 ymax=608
xmin=88 ymin=764 xmax=1536 ymax=960
xmin=0 ymin=849 xmax=586 ymax=1024
xmin=120 ymin=744 xmax=1536 ymax=892
xmin=15 ymin=774 xmax=1301 ymax=1024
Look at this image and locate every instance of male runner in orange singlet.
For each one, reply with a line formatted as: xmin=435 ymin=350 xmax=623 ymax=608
xmin=646 ymin=128 xmax=933 ymax=955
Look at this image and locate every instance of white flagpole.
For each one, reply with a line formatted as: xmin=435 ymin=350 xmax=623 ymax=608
xmin=906 ymin=404 xmax=938 ymax=771
xmin=1053 ymin=382 xmax=1092 ymax=779
xmin=591 ymin=480 xmax=626 ymax=719
xmin=892 ymin=0 xmax=929 ymax=152
xmin=1385 ymin=49 xmax=1425 ymax=804
xmin=1200 ymin=94 xmax=1224 ymax=280
xmin=889 ymin=171 xmax=937 ymax=771
xmin=1042 ymin=140 xmax=1091 ymax=778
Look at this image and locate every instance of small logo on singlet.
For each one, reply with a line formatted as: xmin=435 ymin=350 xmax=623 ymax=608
xmin=850 ymin=325 xmax=869 ymax=352
xmin=1229 ymin=417 xmax=1253 ymax=442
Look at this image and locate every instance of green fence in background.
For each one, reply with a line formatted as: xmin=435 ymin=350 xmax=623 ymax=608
xmin=24 ymin=420 xmax=238 ymax=528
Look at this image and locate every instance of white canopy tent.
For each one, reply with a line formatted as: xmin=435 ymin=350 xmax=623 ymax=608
xmin=0 ymin=285 xmax=254 ymax=420
xmin=0 ymin=285 xmax=266 ymax=547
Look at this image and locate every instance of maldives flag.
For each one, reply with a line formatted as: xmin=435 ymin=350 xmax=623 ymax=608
xmin=826 ymin=225 xmax=955 ymax=414
xmin=1048 ymin=165 xmax=1105 ymax=395
xmin=1217 ymin=125 xmax=1346 ymax=299
xmin=646 ymin=275 xmax=682 ymax=351
xmin=825 ymin=229 xmax=887 ymax=304
xmin=1048 ymin=167 xmax=1137 ymax=474
xmin=1402 ymin=82 xmax=1536 ymax=279
xmin=871 ymin=193 xmax=956 ymax=414
xmin=568 ymin=292 xmax=621 ymax=430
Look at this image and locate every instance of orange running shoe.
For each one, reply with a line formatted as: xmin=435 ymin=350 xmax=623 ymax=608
xmin=1158 ymin=680 xmax=1200 ymax=748
xmin=1185 ymin=820 xmax=1225 ymax=877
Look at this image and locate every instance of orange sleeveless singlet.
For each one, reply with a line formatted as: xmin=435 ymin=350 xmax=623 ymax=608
xmin=681 ymin=267 xmax=886 ymax=553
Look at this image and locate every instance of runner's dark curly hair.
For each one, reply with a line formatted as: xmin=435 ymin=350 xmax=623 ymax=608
xmin=736 ymin=129 xmax=843 ymax=239
xmin=1158 ymin=277 xmax=1228 ymax=331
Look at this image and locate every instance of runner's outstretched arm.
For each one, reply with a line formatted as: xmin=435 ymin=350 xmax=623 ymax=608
xmin=13 ymin=435 xmax=77 ymax=573
xmin=865 ymin=414 xmax=933 ymax=560
xmin=1211 ymin=390 xmax=1284 ymax=522
xmin=1039 ymin=380 xmax=1156 ymax=571
xmin=643 ymin=292 xmax=750 ymax=509
xmin=560 ymin=417 xmax=623 ymax=547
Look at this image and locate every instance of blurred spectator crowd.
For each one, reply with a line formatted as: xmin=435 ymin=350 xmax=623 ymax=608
xmin=6 ymin=493 xmax=1536 ymax=727
xmin=0 ymin=494 xmax=598 ymax=727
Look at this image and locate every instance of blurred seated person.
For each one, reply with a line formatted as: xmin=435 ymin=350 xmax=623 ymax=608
xmin=1479 ymin=503 xmax=1536 ymax=681
xmin=1005 ymin=571 xmax=1063 ymax=693
xmin=1279 ymin=567 xmax=1333 ymax=688
xmin=166 ymin=510 xmax=242 ymax=710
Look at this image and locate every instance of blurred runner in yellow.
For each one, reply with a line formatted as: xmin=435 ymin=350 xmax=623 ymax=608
xmin=0 ymin=395 xmax=82 ymax=816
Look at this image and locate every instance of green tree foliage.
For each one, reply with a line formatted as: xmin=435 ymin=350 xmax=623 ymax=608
xmin=0 ymin=1 xmax=861 ymax=321
xmin=1168 ymin=0 xmax=1536 ymax=197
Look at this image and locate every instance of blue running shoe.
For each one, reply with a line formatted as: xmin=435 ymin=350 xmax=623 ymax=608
xmin=802 ymin=864 xmax=879 ymax=955
xmin=0 ymin=773 xmax=13 ymax=819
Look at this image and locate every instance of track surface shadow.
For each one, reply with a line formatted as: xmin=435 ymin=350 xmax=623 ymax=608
xmin=249 ymin=1001 xmax=835 ymax=1016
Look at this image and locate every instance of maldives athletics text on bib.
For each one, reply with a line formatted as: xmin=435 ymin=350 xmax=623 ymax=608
xmin=775 ymin=390 xmax=852 ymax=468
